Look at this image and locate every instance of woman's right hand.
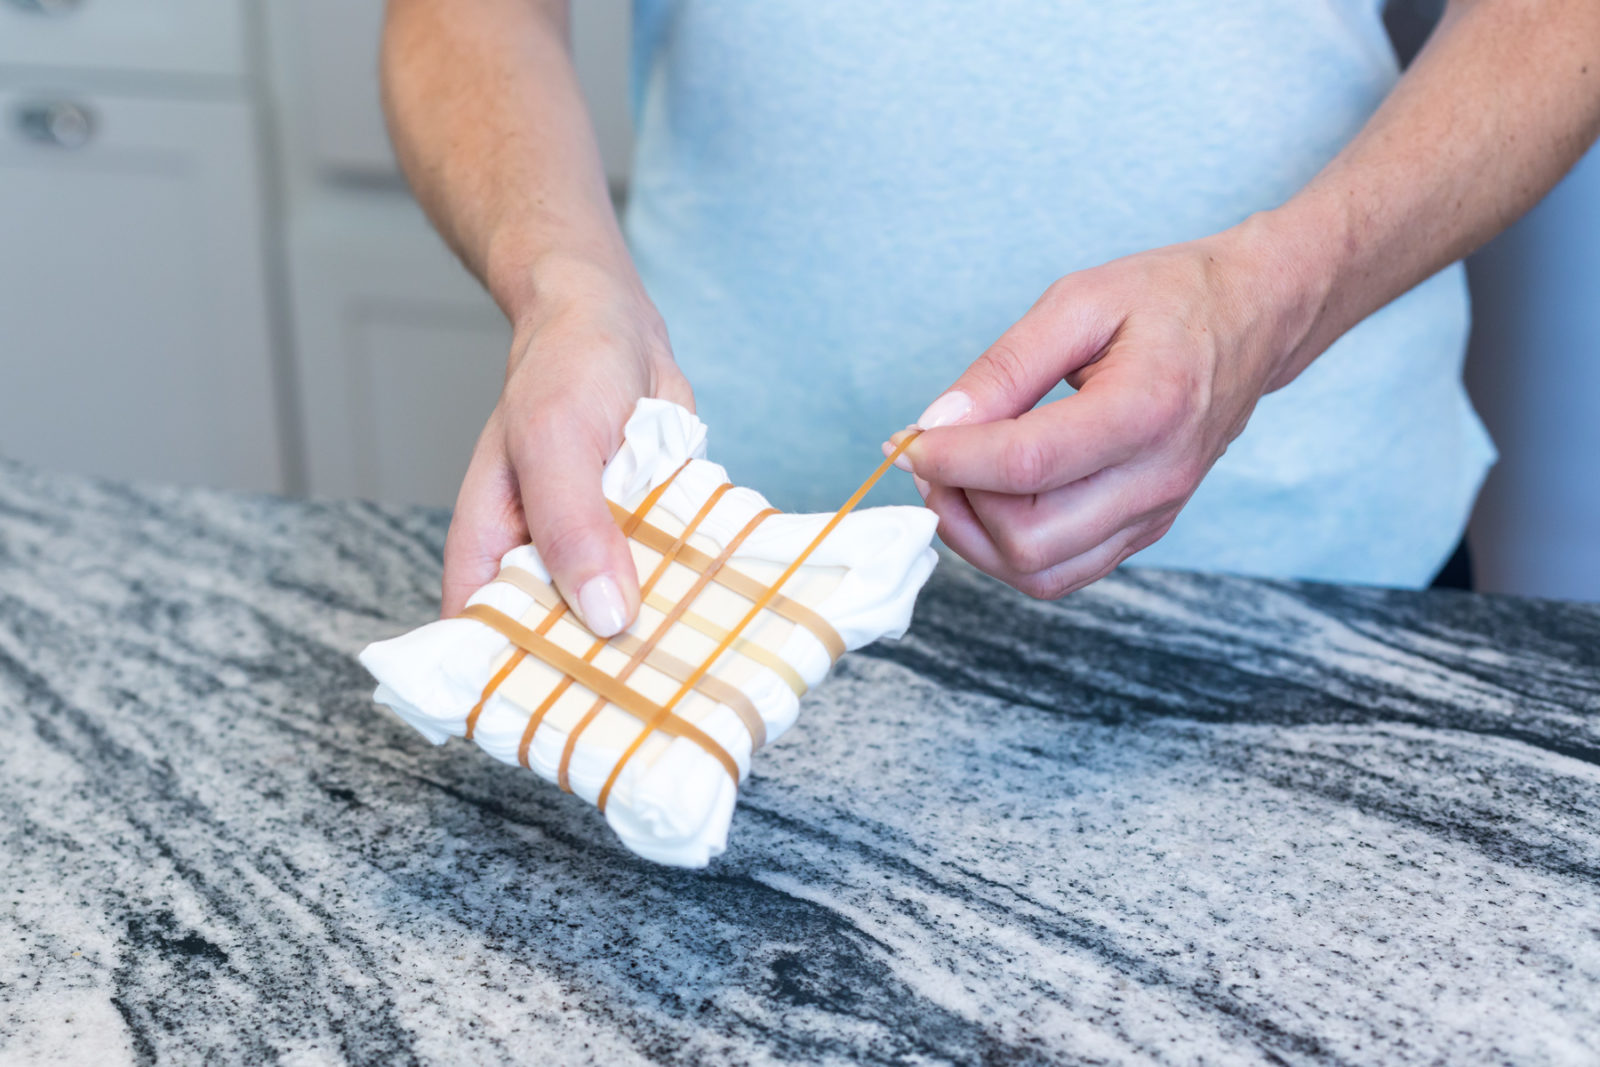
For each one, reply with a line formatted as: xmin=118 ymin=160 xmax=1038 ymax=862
xmin=441 ymin=258 xmax=693 ymax=635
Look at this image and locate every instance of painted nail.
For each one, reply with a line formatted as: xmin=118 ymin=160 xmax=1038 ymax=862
xmin=912 ymin=475 xmax=931 ymax=499
xmin=577 ymin=574 xmax=627 ymax=637
xmin=883 ymin=438 xmax=914 ymax=473
xmin=915 ymin=390 xmax=973 ymax=430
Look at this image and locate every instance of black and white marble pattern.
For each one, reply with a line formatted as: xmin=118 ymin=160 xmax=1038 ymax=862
xmin=1 ymin=458 xmax=1597 ymax=1066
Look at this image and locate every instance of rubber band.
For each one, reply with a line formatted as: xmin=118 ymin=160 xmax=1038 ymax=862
xmin=535 ymin=481 xmax=731 ymax=779
xmin=458 ymin=603 xmax=739 ymax=783
xmin=609 ymin=504 xmax=846 ymax=661
xmin=594 ymin=431 xmax=921 ymax=811
xmin=640 ymin=589 xmax=808 ymax=697
xmin=566 ymin=506 xmax=777 ymax=800
xmin=493 ymin=567 xmax=769 ymax=748
xmin=463 ymin=459 xmax=689 ymax=743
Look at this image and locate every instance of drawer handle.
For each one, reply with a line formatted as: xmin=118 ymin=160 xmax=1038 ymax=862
xmin=15 ymin=101 xmax=96 ymax=149
xmin=4 ymin=0 xmax=88 ymax=15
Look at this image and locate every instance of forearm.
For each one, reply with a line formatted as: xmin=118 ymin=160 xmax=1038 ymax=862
xmin=381 ymin=0 xmax=638 ymax=325
xmin=1253 ymin=0 xmax=1600 ymax=385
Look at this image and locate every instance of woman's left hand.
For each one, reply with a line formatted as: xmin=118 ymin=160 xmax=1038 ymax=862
xmin=888 ymin=217 xmax=1323 ymax=599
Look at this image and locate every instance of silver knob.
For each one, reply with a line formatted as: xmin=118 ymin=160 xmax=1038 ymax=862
xmin=4 ymin=0 xmax=88 ymax=15
xmin=16 ymin=101 xmax=95 ymax=149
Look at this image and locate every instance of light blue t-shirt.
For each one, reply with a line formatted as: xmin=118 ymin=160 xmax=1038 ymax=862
xmin=623 ymin=0 xmax=1495 ymax=587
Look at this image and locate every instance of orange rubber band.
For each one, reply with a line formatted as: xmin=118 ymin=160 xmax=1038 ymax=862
xmin=594 ymin=431 xmax=921 ymax=810
xmin=463 ymin=459 xmax=689 ymax=743
xmin=565 ymin=504 xmax=775 ymax=799
xmin=458 ymin=603 xmax=738 ymax=783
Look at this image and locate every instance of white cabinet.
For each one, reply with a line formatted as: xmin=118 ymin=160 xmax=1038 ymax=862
xmin=270 ymin=0 xmax=632 ymax=507
xmin=0 ymin=0 xmax=247 ymax=80
xmin=286 ymin=197 xmax=509 ymax=505
xmin=281 ymin=0 xmax=633 ymax=184
xmin=0 ymin=86 xmax=283 ymax=491
xmin=0 ymin=0 xmax=634 ymax=505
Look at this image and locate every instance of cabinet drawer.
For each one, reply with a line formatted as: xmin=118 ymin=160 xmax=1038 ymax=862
xmin=0 ymin=89 xmax=284 ymax=491
xmin=0 ymin=0 xmax=247 ymax=81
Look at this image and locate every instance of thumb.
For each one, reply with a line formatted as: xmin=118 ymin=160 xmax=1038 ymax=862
xmin=511 ymin=409 xmax=639 ymax=639
xmin=913 ymin=277 xmax=1119 ymax=431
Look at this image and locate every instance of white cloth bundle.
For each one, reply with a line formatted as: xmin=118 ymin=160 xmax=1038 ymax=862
xmin=360 ymin=399 xmax=938 ymax=866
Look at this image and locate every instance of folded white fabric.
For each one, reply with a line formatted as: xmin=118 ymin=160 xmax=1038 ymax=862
xmin=360 ymin=399 xmax=938 ymax=866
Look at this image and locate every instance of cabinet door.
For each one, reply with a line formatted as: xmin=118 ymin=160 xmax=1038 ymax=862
xmin=288 ymin=195 xmax=509 ymax=507
xmin=0 ymin=89 xmax=283 ymax=491
xmin=280 ymin=0 xmax=633 ymax=185
xmin=0 ymin=0 xmax=247 ymax=80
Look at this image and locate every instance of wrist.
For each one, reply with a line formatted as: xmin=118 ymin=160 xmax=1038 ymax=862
xmin=494 ymin=247 xmax=674 ymax=380
xmin=484 ymin=221 xmax=647 ymax=325
xmin=1217 ymin=202 xmax=1347 ymax=391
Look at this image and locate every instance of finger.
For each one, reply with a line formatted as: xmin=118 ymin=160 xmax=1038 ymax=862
xmin=1009 ymin=526 xmax=1145 ymax=600
xmin=441 ymin=417 xmax=528 ymax=618
xmin=962 ymin=466 xmax=1133 ymax=576
xmin=894 ymin=364 xmax=1156 ymax=494
xmin=912 ymin=274 xmax=1121 ymax=430
xmin=928 ymin=490 xmax=1151 ymax=601
xmin=918 ymin=481 xmax=1011 ymax=577
xmin=923 ymin=477 xmax=1168 ymax=599
xmin=509 ymin=403 xmax=639 ymax=638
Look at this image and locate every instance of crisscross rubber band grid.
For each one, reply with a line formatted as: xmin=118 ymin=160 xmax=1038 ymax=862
xmin=458 ymin=432 xmax=920 ymax=812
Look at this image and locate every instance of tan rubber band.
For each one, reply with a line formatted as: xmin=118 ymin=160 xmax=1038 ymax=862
xmin=552 ymin=481 xmax=736 ymax=791
xmin=463 ymin=460 xmax=688 ymax=746
xmin=570 ymin=506 xmax=777 ymax=804
xmin=464 ymin=650 xmax=525 ymax=741
xmin=494 ymin=566 xmax=767 ymax=748
xmin=595 ymin=432 xmax=921 ymax=811
xmin=608 ymin=630 xmax=766 ymax=749
xmin=536 ymin=480 xmax=729 ymax=782
xmin=499 ymin=564 xmax=804 ymax=701
xmin=609 ymin=502 xmax=846 ymax=661
xmin=459 ymin=603 xmax=739 ymax=784
xmin=641 ymin=589 xmax=808 ymax=697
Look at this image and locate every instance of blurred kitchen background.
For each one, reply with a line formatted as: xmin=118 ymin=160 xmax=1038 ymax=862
xmin=1 ymin=1 xmax=1595 ymax=601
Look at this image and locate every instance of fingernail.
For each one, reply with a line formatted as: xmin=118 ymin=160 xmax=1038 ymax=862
xmin=916 ymin=391 xmax=973 ymax=430
xmin=912 ymin=475 xmax=931 ymax=499
xmin=577 ymin=574 xmax=627 ymax=638
xmin=883 ymin=437 xmax=913 ymax=473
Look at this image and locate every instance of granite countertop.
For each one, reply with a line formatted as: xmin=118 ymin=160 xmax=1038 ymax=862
xmin=2 ymin=459 xmax=1598 ymax=1066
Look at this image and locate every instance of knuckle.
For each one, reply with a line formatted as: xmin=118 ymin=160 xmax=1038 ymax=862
xmin=1148 ymin=465 xmax=1198 ymax=510
xmin=1139 ymin=376 xmax=1193 ymax=447
xmin=998 ymin=436 xmax=1052 ymax=492
xmin=993 ymin=522 xmax=1051 ymax=576
xmin=537 ymin=519 xmax=612 ymax=575
xmin=1133 ymin=515 xmax=1178 ymax=553
xmin=1018 ymin=570 xmax=1074 ymax=601
xmin=974 ymin=341 xmax=1033 ymax=402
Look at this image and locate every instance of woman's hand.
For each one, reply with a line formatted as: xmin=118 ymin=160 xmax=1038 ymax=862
xmin=442 ymin=259 xmax=692 ymax=633
xmin=889 ymin=217 xmax=1324 ymax=599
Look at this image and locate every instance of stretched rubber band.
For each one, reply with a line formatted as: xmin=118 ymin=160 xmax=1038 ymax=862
xmin=568 ymin=506 xmax=777 ymax=801
xmin=594 ymin=431 xmax=921 ymax=811
xmin=494 ymin=567 xmax=769 ymax=749
xmin=543 ymin=481 xmax=732 ymax=784
xmin=640 ymin=589 xmax=808 ymax=697
xmin=458 ymin=603 xmax=738 ymax=783
xmin=463 ymin=459 xmax=689 ymax=743
xmin=608 ymin=504 xmax=846 ymax=661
